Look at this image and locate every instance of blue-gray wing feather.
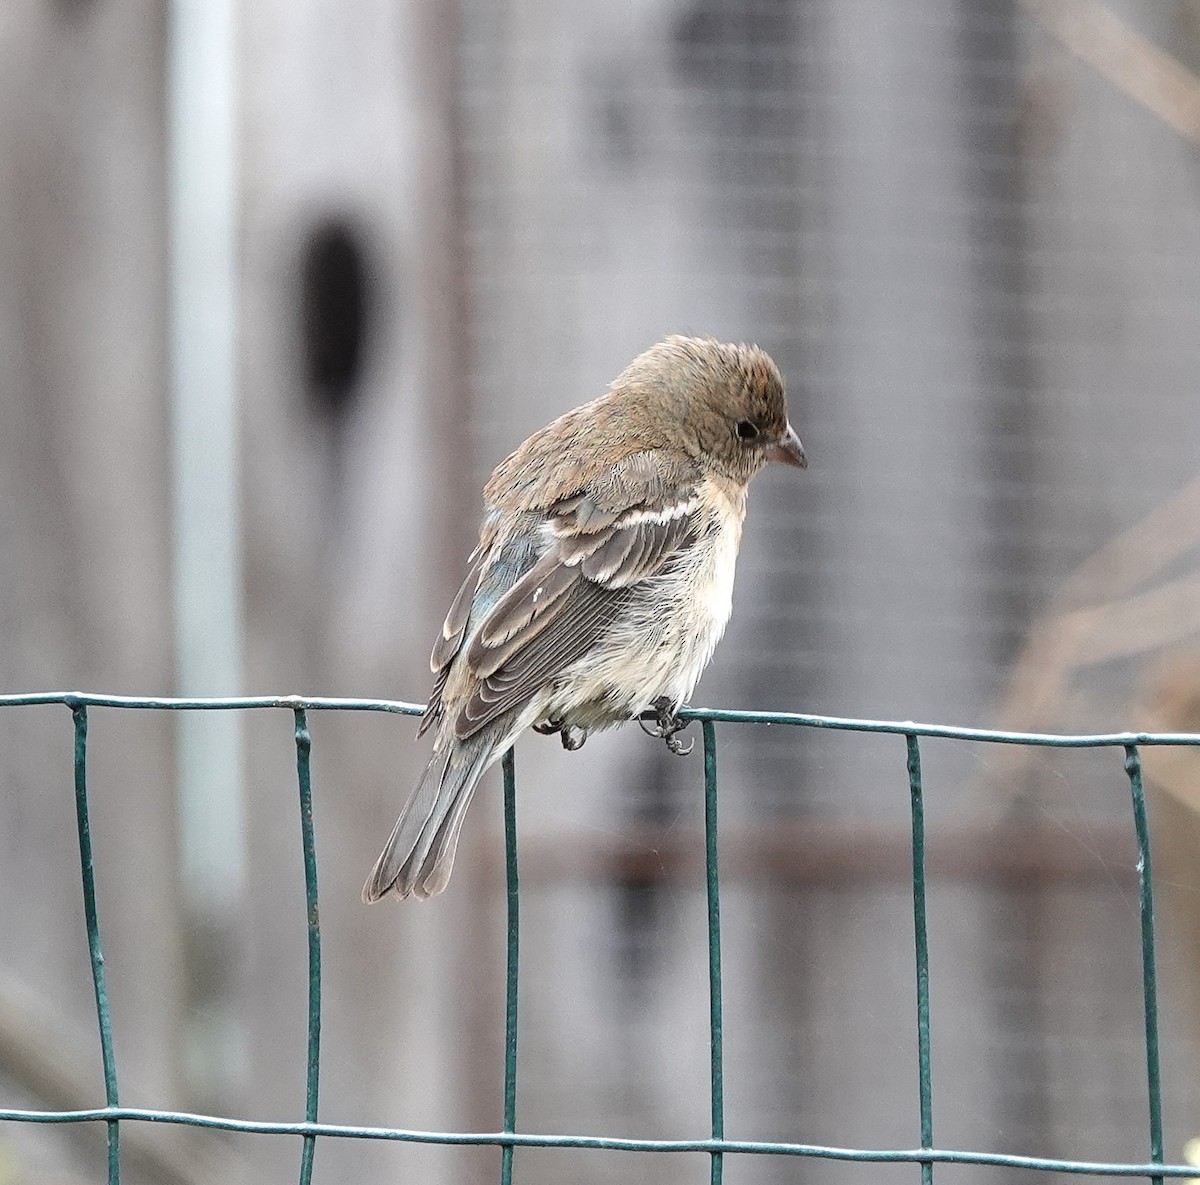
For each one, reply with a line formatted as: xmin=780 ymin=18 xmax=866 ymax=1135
xmin=426 ymin=451 xmax=705 ymax=741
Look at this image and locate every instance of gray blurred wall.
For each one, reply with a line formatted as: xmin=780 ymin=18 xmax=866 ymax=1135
xmin=2 ymin=2 xmax=1200 ymax=1183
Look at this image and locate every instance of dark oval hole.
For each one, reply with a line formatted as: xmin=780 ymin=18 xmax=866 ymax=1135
xmin=299 ymin=218 xmax=371 ymax=421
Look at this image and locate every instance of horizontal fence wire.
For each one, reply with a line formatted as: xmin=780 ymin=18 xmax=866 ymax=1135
xmin=1 ymin=692 xmax=1199 ymax=1183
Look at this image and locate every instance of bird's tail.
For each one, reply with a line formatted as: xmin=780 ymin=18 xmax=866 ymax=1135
xmin=362 ymin=731 xmax=497 ymax=902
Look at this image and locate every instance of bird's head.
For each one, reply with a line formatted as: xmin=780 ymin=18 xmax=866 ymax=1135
xmin=615 ymin=335 xmax=806 ymax=483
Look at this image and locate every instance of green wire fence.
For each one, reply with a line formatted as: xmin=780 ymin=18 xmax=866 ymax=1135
xmin=1 ymin=691 xmax=1198 ymax=1183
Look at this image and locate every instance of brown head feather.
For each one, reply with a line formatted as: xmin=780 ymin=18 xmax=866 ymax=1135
xmin=484 ymin=336 xmax=796 ymax=512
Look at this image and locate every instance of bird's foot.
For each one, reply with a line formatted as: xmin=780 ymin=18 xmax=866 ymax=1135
xmin=534 ymin=717 xmax=588 ymax=750
xmin=638 ymin=697 xmax=693 ymax=757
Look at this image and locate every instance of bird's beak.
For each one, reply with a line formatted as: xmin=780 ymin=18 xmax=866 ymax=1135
xmin=765 ymin=423 xmax=807 ymax=469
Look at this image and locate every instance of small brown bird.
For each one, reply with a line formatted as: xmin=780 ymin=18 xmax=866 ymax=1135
xmin=364 ymin=335 xmax=806 ymax=901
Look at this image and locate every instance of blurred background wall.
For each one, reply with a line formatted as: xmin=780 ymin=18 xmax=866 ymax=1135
xmin=2 ymin=1 xmax=1200 ymax=1182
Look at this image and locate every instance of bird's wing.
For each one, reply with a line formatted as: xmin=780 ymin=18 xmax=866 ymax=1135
xmin=418 ymin=522 xmax=538 ymax=736
xmin=428 ymin=450 xmax=706 ymax=741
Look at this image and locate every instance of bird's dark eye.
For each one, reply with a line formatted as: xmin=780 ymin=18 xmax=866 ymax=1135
xmin=735 ymin=420 xmax=759 ymax=441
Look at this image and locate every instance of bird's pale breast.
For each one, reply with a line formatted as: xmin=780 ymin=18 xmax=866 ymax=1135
xmin=531 ymin=474 xmax=747 ymax=731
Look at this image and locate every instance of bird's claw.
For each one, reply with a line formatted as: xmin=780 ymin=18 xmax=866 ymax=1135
xmin=638 ymin=697 xmax=693 ymax=757
xmin=534 ymin=717 xmax=588 ymax=751
xmin=664 ymin=732 xmax=693 ymax=756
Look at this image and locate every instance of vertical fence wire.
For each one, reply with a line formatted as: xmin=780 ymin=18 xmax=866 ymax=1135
xmin=293 ymin=708 xmax=322 ymax=1185
xmin=500 ymin=746 xmax=520 ymax=1185
xmin=906 ymin=733 xmax=934 ymax=1185
xmin=70 ymin=702 xmax=121 ymax=1185
xmin=1124 ymin=744 xmax=1164 ymax=1185
xmin=703 ymin=720 xmax=724 ymax=1185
